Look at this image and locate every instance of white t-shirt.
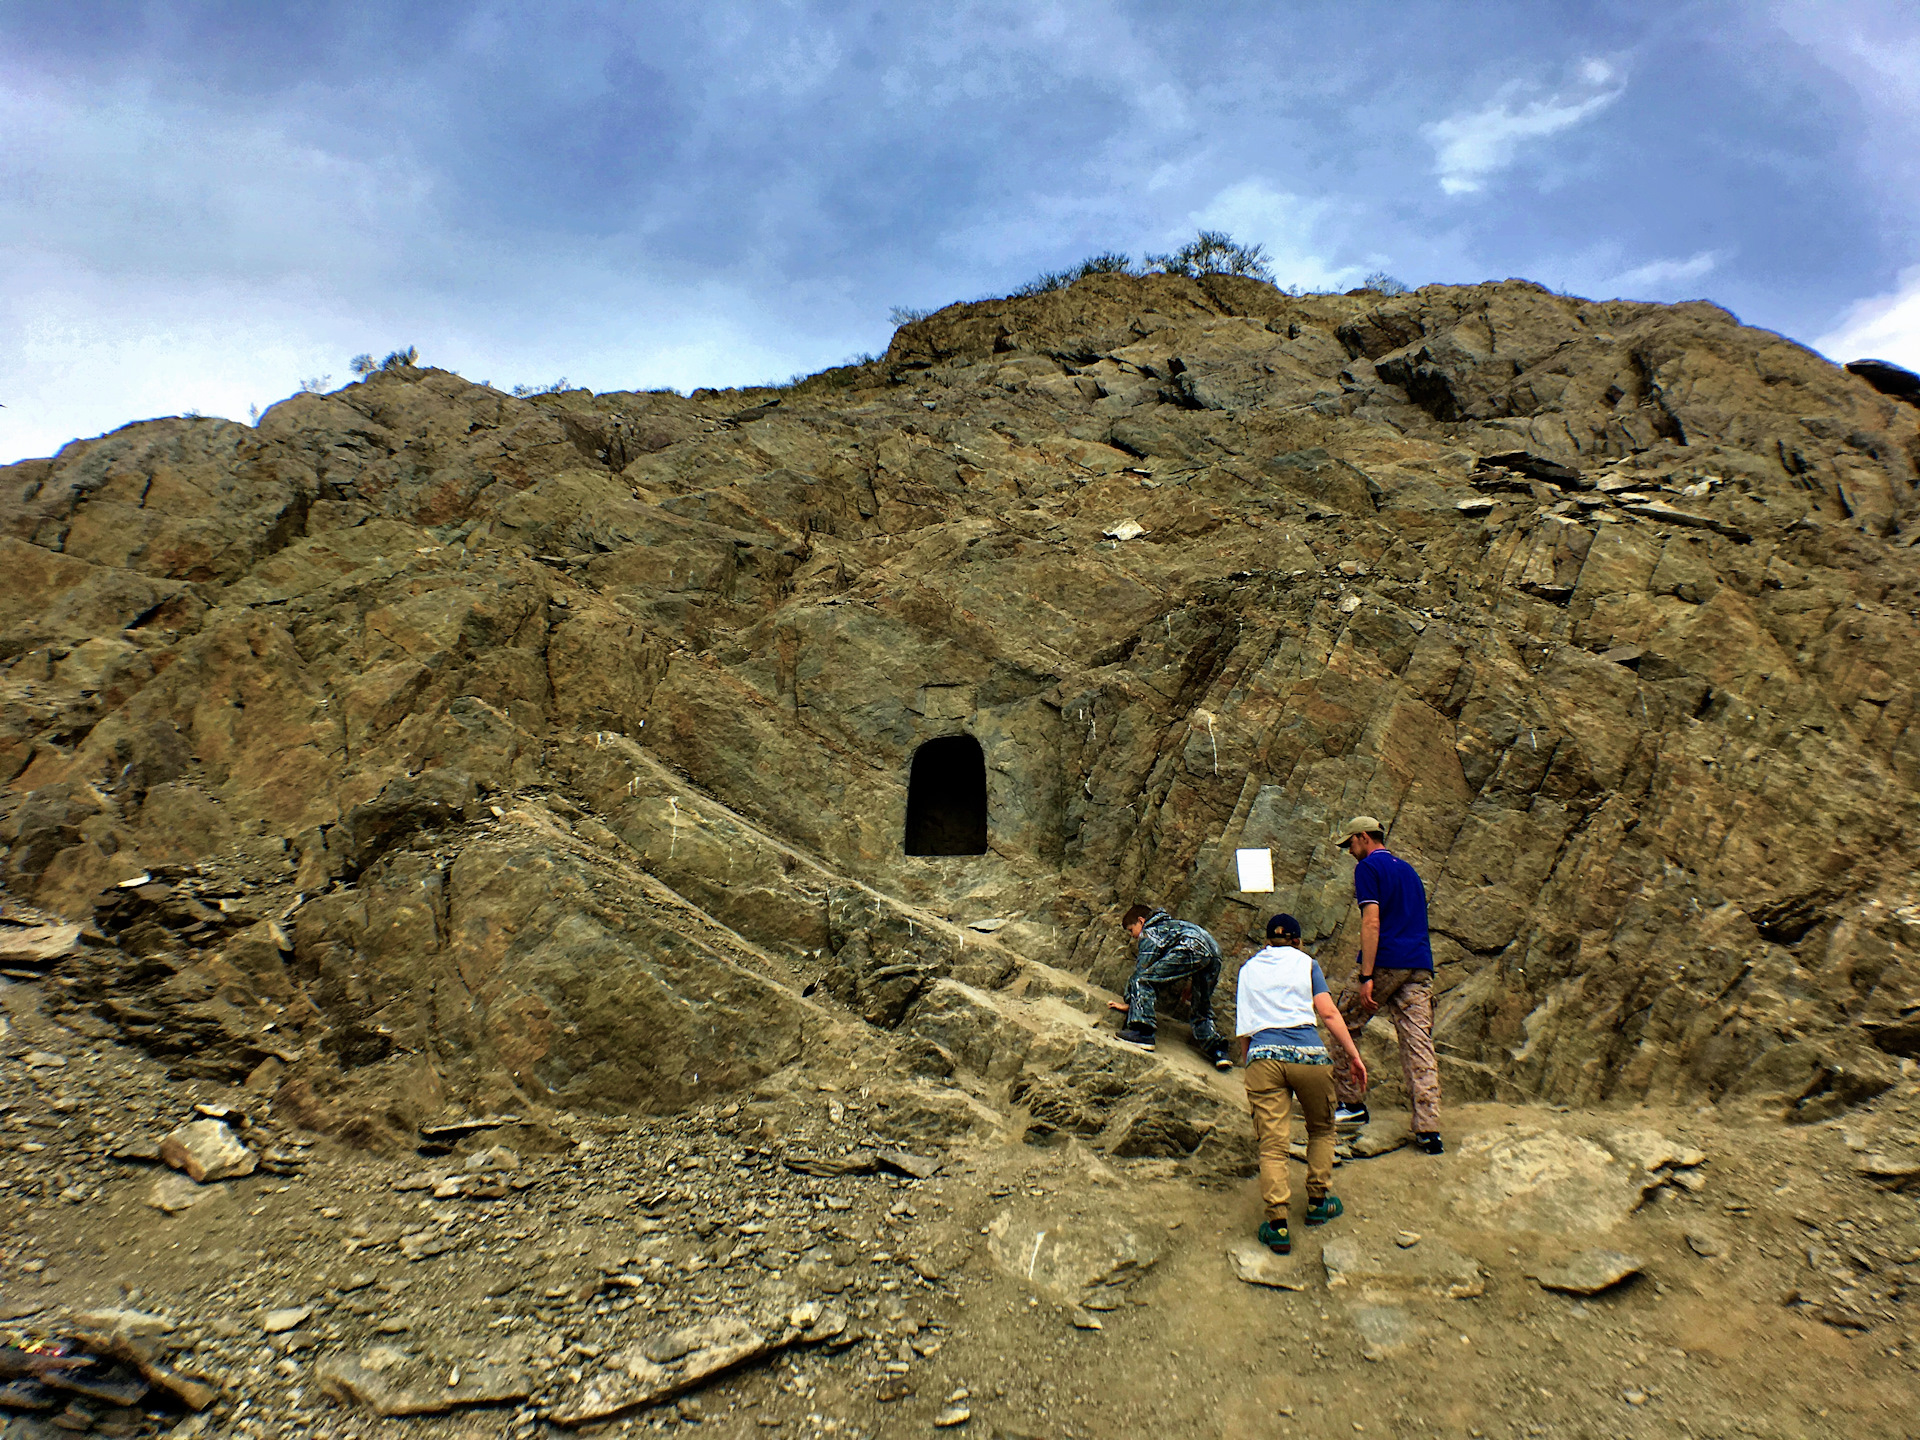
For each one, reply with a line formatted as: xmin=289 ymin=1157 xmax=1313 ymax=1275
xmin=1234 ymin=944 xmax=1328 ymax=1040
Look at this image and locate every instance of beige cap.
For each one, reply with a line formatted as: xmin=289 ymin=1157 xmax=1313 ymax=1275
xmin=1332 ymin=815 xmax=1385 ymax=847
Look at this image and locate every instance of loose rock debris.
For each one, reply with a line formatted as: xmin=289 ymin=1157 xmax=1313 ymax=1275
xmin=6 ymin=921 xmax=1920 ymax=1438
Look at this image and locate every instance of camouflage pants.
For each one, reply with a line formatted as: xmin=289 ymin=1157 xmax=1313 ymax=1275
xmin=1123 ymin=946 xmax=1222 ymax=1042
xmin=1330 ymin=968 xmax=1441 ymax=1134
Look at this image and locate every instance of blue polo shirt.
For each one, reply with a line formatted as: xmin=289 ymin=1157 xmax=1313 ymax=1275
xmin=1355 ymin=848 xmax=1432 ymax=971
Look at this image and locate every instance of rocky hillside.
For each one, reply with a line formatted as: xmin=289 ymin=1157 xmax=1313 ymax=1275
xmin=3 ymin=275 xmax=1918 ymax=1156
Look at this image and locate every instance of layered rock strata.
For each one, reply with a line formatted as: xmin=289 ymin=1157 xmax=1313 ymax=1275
xmin=2 ymin=276 xmax=1916 ymax=1149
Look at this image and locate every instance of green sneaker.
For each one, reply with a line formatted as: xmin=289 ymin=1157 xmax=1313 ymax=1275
xmin=1257 ymin=1220 xmax=1290 ymax=1254
xmin=1304 ymin=1195 xmax=1344 ymax=1226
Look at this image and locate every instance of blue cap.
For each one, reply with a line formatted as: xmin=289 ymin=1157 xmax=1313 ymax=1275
xmin=1266 ymin=913 xmax=1302 ymax=939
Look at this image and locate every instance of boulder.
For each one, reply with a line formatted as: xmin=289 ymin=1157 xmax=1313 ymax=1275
xmin=158 ymin=1120 xmax=256 ymax=1183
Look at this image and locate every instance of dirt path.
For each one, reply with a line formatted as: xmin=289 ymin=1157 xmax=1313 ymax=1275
xmin=4 ymin=974 xmax=1917 ymax=1440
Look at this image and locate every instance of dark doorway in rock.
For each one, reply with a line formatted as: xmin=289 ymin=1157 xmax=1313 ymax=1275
xmin=905 ymin=735 xmax=988 ymax=856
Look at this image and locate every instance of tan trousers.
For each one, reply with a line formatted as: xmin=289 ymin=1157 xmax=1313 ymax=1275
xmin=1331 ymin=967 xmax=1441 ymax=1134
xmin=1245 ymin=1059 xmax=1337 ymax=1221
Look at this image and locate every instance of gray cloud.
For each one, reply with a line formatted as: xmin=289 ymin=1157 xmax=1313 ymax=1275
xmin=2 ymin=0 xmax=1917 ymax=460
xmin=1424 ymin=58 xmax=1626 ymax=196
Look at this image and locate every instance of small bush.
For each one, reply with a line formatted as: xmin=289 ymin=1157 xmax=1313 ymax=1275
xmin=1361 ymin=271 xmax=1410 ymax=296
xmin=1009 ymin=250 xmax=1140 ymax=299
xmin=888 ymin=306 xmax=931 ymax=327
xmin=298 ymin=374 xmax=332 ymax=393
xmin=511 ymin=378 xmax=571 ymax=397
xmin=351 ymin=348 xmax=417 ymax=376
xmin=1144 ymin=231 xmax=1271 ymax=281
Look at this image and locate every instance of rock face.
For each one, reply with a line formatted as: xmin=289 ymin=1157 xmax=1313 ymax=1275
xmin=2 ymin=275 xmax=1918 ymax=1145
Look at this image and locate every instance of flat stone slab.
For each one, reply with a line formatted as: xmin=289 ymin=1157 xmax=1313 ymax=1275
xmin=316 ymin=1354 xmax=529 ymax=1417
xmin=874 ymin=1147 xmax=941 ymax=1179
xmin=1348 ymin=1304 xmax=1418 ymax=1359
xmin=1854 ymin=1150 xmax=1920 ymax=1189
xmin=1602 ymin=1127 xmax=1706 ymax=1172
xmin=783 ymin=1149 xmax=878 ymax=1177
xmin=1685 ymin=1231 xmax=1728 ymax=1258
xmin=146 ymin=1172 xmax=229 ymax=1215
xmin=1447 ymin=1128 xmax=1649 ymax=1233
xmin=0 ymin=923 xmax=82 ymax=962
xmin=74 ymin=1309 xmax=173 ymax=1338
xmin=1351 ymin=1126 xmax=1411 ymax=1158
xmin=1228 ymin=1242 xmax=1309 ymax=1289
xmin=1535 ymin=1249 xmax=1645 ymax=1295
xmin=1323 ymin=1237 xmax=1483 ymax=1298
xmin=1337 ymin=1109 xmax=1411 ymax=1159
xmin=986 ymin=1205 xmax=1163 ymax=1305
xmin=547 ymin=1321 xmax=789 ymax=1426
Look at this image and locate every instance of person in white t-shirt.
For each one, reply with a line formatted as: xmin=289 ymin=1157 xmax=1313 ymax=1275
xmin=1231 ymin=912 xmax=1368 ymax=1255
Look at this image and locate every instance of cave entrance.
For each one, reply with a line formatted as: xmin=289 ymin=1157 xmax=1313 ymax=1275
xmin=905 ymin=734 xmax=988 ymax=856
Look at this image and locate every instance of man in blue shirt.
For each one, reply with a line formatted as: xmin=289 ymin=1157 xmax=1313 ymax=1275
xmin=1329 ymin=816 xmax=1443 ymax=1154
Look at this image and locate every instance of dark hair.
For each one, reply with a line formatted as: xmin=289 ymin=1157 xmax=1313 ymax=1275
xmin=1368 ymin=829 xmax=1386 ymax=843
xmin=1121 ymin=904 xmax=1154 ymax=928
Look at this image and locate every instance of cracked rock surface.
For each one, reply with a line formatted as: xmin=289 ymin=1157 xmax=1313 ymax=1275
xmin=1 ymin=275 xmax=1916 ymax=1138
xmin=2 ymin=274 xmax=1919 ymax=1435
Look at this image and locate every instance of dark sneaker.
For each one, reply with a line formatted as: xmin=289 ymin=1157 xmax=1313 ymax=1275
xmin=1304 ymin=1195 xmax=1344 ymax=1226
xmin=1204 ymin=1039 xmax=1233 ymax=1071
xmin=1334 ymin=1102 xmax=1370 ymax=1126
xmin=1413 ymin=1131 xmax=1444 ymax=1155
xmin=1115 ymin=1027 xmax=1156 ymax=1051
xmin=1258 ymin=1220 xmax=1290 ymax=1254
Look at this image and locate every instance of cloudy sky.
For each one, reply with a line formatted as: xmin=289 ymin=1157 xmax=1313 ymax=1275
xmin=4 ymin=0 xmax=1918 ymax=462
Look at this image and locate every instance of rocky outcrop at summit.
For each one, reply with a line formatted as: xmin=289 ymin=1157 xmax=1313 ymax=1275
xmin=2 ymin=275 xmax=1917 ymax=1152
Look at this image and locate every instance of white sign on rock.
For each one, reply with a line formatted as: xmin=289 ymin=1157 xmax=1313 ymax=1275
xmin=1234 ymin=847 xmax=1274 ymax=893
